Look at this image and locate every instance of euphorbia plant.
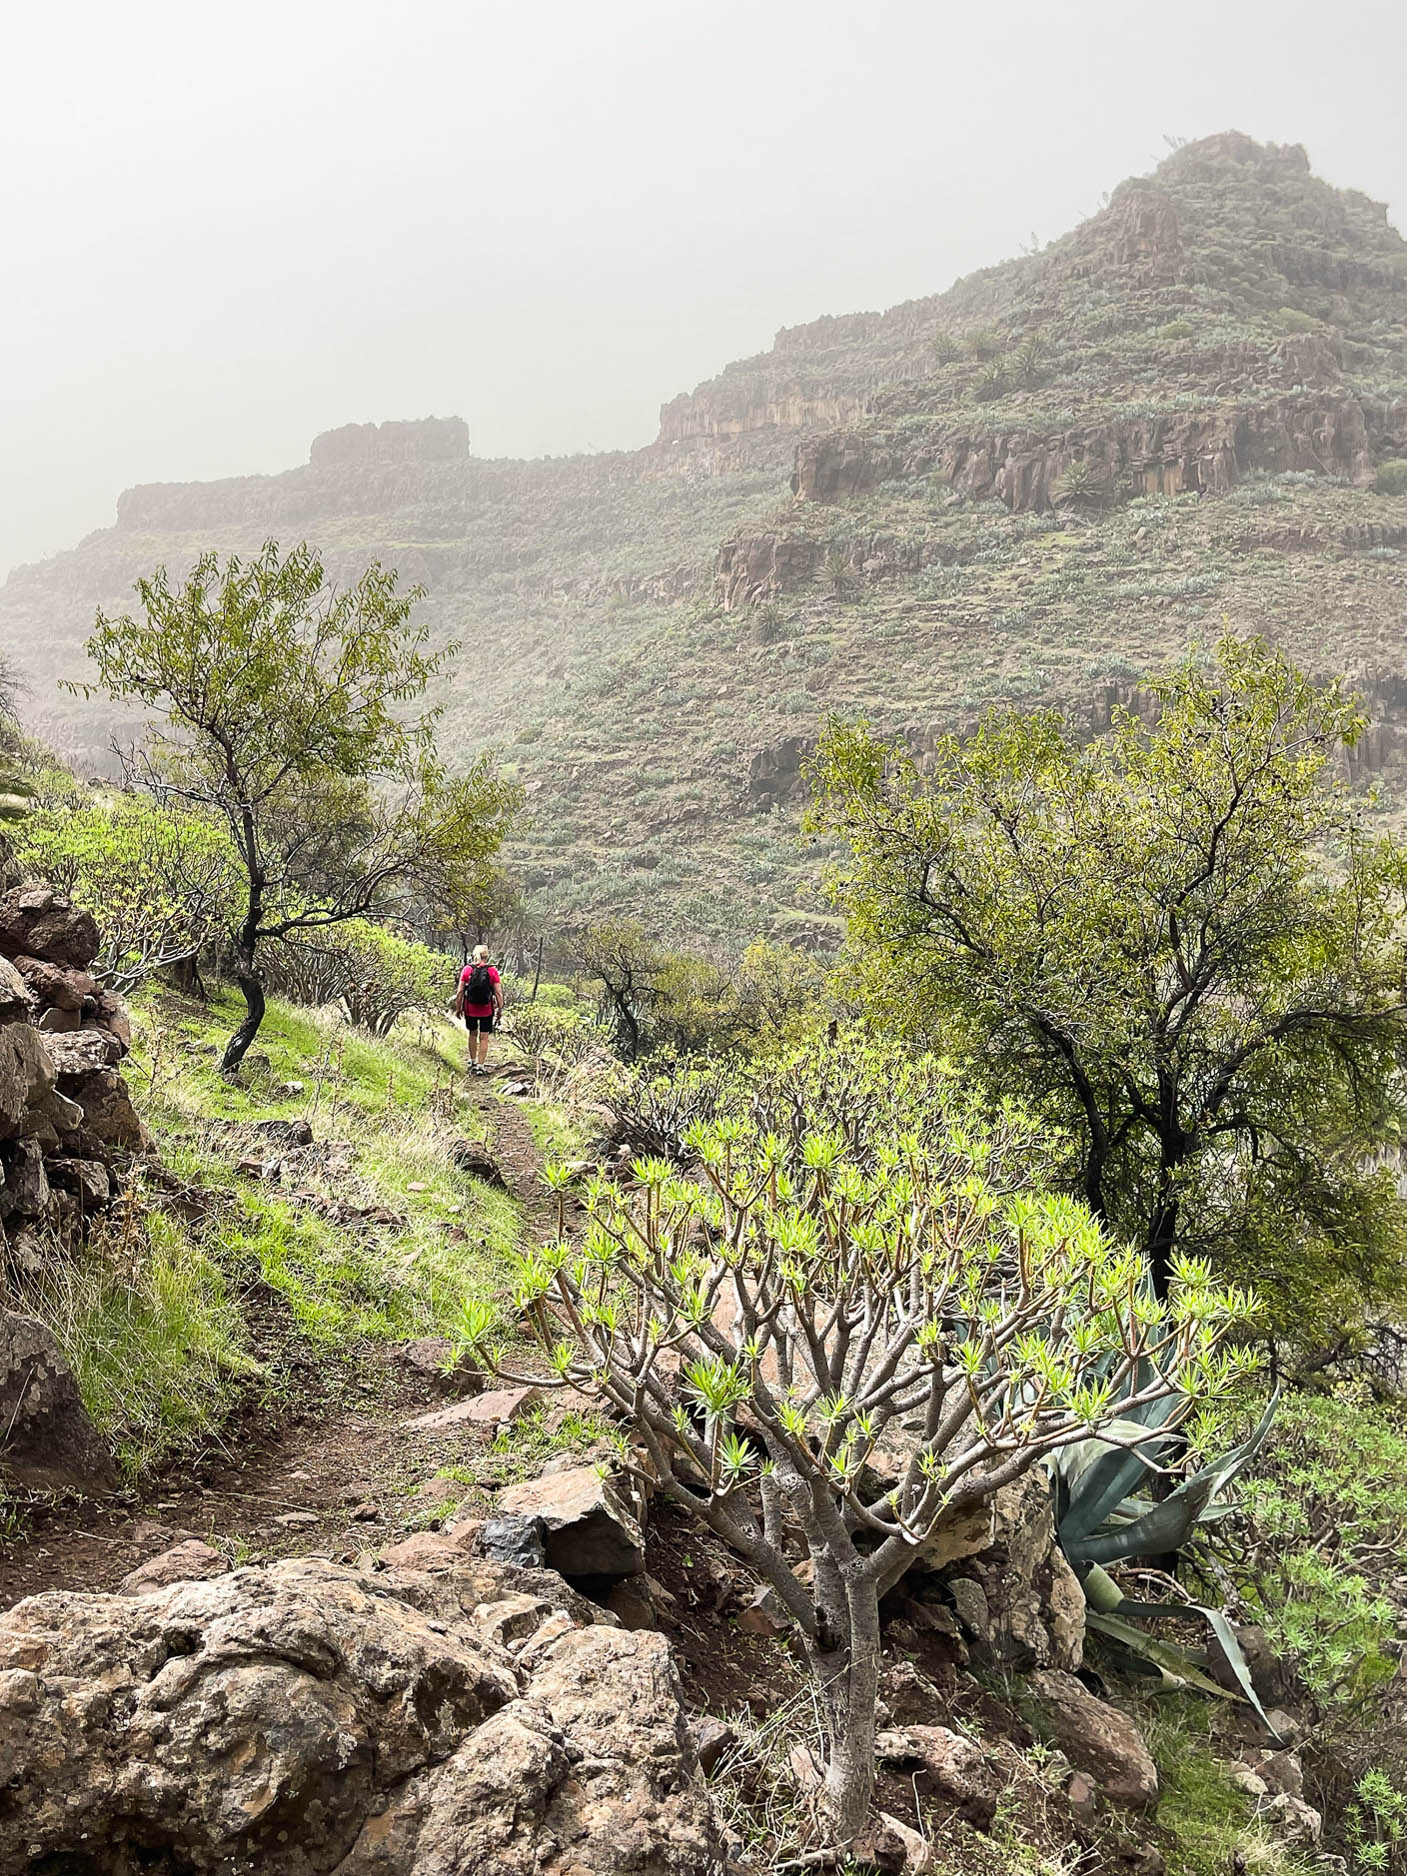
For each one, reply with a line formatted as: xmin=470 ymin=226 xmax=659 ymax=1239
xmin=463 ymin=1069 xmax=1260 ymax=1845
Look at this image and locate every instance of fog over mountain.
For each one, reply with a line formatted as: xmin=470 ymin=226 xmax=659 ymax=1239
xmin=4 ymin=0 xmax=1407 ymax=579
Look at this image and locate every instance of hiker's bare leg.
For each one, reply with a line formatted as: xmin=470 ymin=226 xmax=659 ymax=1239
xmin=477 ymin=1030 xmax=491 ymax=1068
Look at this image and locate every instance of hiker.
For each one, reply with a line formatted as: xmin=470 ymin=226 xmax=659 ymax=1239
xmin=455 ymin=945 xmax=502 ymax=1075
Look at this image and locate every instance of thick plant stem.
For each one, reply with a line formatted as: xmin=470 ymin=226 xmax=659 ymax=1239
xmin=815 ymin=1571 xmax=882 ymax=1846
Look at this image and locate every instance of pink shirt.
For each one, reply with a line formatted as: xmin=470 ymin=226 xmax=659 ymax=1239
xmin=459 ymin=964 xmax=500 ymax=1017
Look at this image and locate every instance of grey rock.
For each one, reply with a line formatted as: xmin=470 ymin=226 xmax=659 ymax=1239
xmin=1027 ymin=1669 xmax=1159 ymax=1809
xmin=44 ymin=1027 xmax=123 ymax=1077
xmin=0 ymin=1022 xmax=54 ymax=1134
xmin=0 ymin=1139 xmax=50 ymax=1221
xmin=46 ymin=1157 xmax=111 ymax=1207
xmin=0 ymin=886 xmax=100 ymax=969
xmin=947 ymin=1575 xmax=991 ymax=1641
xmin=119 ymin=1540 xmax=229 ymax=1595
xmin=481 ymin=1513 xmax=548 ymax=1569
xmin=0 ymin=1310 xmax=117 ymax=1494
xmin=0 ymin=1553 xmax=722 ymax=1875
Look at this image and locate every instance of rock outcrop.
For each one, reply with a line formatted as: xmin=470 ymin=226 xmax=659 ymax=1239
xmin=0 ymin=866 xmax=147 ymax=1267
xmin=0 ymin=1551 xmax=724 ymax=1875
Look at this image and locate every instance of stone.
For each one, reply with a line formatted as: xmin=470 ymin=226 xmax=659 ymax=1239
xmin=688 ymin=1714 xmax=735 ymax=1775
xmin=0 ymin=886 xmax=100 ymax=969
xmin=602 ymin=1576 xmax=658 ymax=1630
xmin=0 ymin=1311 xmax=117 ymax=1494
xmin=333 ymin=1622 xmax=721 ymax=1875
xmin=1227 ymin=1762 xmax=1269 ymax=1798
xmin=449 ymin=1138 xmax=510 ymax=1186
xmin=1068 ymin=1770 xmax=1098 ymax=1821
xmin=1257 ymin=1792 xmax=1322 ymax=1847
xmin=1256 ymin=1748 xmax=1305 ymax=1797
xmin=918 ymin=1499 xmax=993 ymax=1569
xmin=0 ymin=1022 xmax=54 ymax=1134
xmin=46 ymin=1157 xmax=111 ymax=1207
xmin=876 ymin=1724 xmax=1000 ymax=1830
xmin=947 ymin=1576 xmax=991 ymax=1641
xmin=0 ymin=958 xmax=27 ymax=1020
xmin=118 ymin=1540 xmax=229 ymax=1596
xmin=381 ymin=1531 xmax=480 ymax=1573
xmin=853 ymin=1811 xmax=931 ymax=1873
xmin=10 ymin=955 xmax=97 ymax=1013
xmin=44 ymin=1027 xmax=123 ymax=1076
xmin=935 ymin=1468 xmax=1084 ymax=1673
xmin=496 ymin=1464 xmax=646 ymax=1577
xmin=0 ymin=1559 xmax=513 ymax=1874
xmin=481 ymin=1514 xmax=548 ymax=1569
xmin=36 ymin=1006 xmax=79 ymax=1034
xmin=401 ymin=1335 xmax=484 ymax=1396
xmin=401 ymin=1384 xmax=542 ymax=1431
xmin=0 ymin=1138 xmax=50 ymax=1221
xmin=253 ymin=1116 xmax=314 ymax=1148
xmin=55 ymin=1065 xmax=147 ymax=1148
xmin=1028 ymin=1670 xmax=1159 ymax=1809
xmin=94 ymin=991 xmax=132 ymax=1051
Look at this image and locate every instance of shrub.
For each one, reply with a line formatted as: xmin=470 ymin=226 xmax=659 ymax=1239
xmin=264 ymin=921 xmax=448 ymax=1035
xmin=11 ymin=793 xmax=240 ymax=990
xmin=1373 ymin=459 xmax=1407 ymax=496
xmin=466 ymin=1053 xmax=1258 ymax=1842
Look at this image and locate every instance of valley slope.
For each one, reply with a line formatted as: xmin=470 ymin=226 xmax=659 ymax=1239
xmin=7 ymin=131 xmax=1407 ymax=942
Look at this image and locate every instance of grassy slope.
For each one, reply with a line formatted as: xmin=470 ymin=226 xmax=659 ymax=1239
xmin=24 ymin=988 xmax=535 ymax=1477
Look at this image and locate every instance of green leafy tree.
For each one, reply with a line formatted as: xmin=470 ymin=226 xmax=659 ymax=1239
xmin=79 ymin=540 xmax=519 ymax=1069
xmin=809 ymin=636 xmax=1407 ymax=1348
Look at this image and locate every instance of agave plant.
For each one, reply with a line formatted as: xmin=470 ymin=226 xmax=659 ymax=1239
xmin=1050 ymin=1388 xmax=1281 ymax=1726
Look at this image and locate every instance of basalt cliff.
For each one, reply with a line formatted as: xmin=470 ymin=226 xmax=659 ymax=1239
xmin=5 ymin=132 xmax=1407 ymax=939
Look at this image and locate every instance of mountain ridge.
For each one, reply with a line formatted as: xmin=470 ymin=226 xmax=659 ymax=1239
xmin=7 ymin=130 xmax=1407 ymax=941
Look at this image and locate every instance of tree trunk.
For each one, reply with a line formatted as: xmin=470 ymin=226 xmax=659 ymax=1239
xmin=530 ymin=934 xmax=544 ymax=1002
xmin=221 ymin=949 xmax=267 ymax=1072
xmin=812 ymin=1573 xmax=882 ymax=1845
xmin=221 ymin=872 xmax=267 ymax=1074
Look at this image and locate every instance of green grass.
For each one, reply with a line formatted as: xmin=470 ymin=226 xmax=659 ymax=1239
xmin=17 ymin=986 xmax=539 ymax=1480
xmin=1147 ymin=1701 xmax=1316 ymax=1876
xmin=18 ymin=1208 xmax=253 ymax=1477
xmin=131 ymin=986 xmax=522 ymax=1345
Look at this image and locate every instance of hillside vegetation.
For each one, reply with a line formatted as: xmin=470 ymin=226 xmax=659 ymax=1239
xmin=8 ymin=132 xmax=1407 ymax=941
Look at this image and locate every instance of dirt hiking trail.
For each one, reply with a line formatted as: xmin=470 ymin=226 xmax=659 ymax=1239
xmin=0 ymin=1077 xmax=555 ymax=1610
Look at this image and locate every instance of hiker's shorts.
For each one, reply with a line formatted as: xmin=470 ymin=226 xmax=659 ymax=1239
xmin=464 ymin=1013 xmax=495 ymax=1035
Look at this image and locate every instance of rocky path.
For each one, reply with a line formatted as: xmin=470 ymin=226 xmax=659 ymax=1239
xmin=0 ymin=1076 xmax=552 ymax=1609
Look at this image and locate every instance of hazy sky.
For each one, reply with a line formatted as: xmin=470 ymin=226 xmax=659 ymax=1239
xmin=4 ymin=0 xmax=1406 ymax=580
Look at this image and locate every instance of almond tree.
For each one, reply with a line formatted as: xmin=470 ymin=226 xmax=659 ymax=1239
xmin=78 ymin=540 xmax=520 ymax=1069
xmin=463 ymin=1056 xmax=1258 ymax=1844
xmin=809 ymin=635 xmax=1407 ymax=1348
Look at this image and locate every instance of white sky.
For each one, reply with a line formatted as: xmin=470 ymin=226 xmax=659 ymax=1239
xmin=3 ymin=0 xmax=1406 ymax=579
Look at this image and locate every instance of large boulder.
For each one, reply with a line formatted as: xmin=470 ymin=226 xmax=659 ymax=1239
xmin=0 ymin=1310 xmax=116 ymax=1494
xmin=0 ymin=1554 xmax=723 ymax=1876
xmin=496 ymin=1463 xmax=647 ymax=1577
xmin=1027 ymin=1669 xmax=1159 ymax=1809
xmin=941 ymin=1468 xmax=1085 ymax=1672
xmin=0 ymin=886 xmax=99 ymax=970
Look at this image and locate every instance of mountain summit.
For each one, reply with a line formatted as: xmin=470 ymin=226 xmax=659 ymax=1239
xmin=6 ymin=133 xmax=1407 ymax=938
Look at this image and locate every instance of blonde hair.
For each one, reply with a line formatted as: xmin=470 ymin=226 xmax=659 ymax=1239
xmin=472 ymin=945 xmax=490 ymax=963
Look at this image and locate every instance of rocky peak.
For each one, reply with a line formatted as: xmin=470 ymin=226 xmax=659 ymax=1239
xmin=308 ymin=414 xmax=470 ymax=467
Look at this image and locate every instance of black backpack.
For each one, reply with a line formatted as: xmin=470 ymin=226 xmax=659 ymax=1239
xmin=465 ymin=963 xmax=493 ymax=1007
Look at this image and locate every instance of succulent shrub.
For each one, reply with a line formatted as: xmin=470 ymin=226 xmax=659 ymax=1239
xmin=463 ymin=1059 xmax=1259 ymax=1843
